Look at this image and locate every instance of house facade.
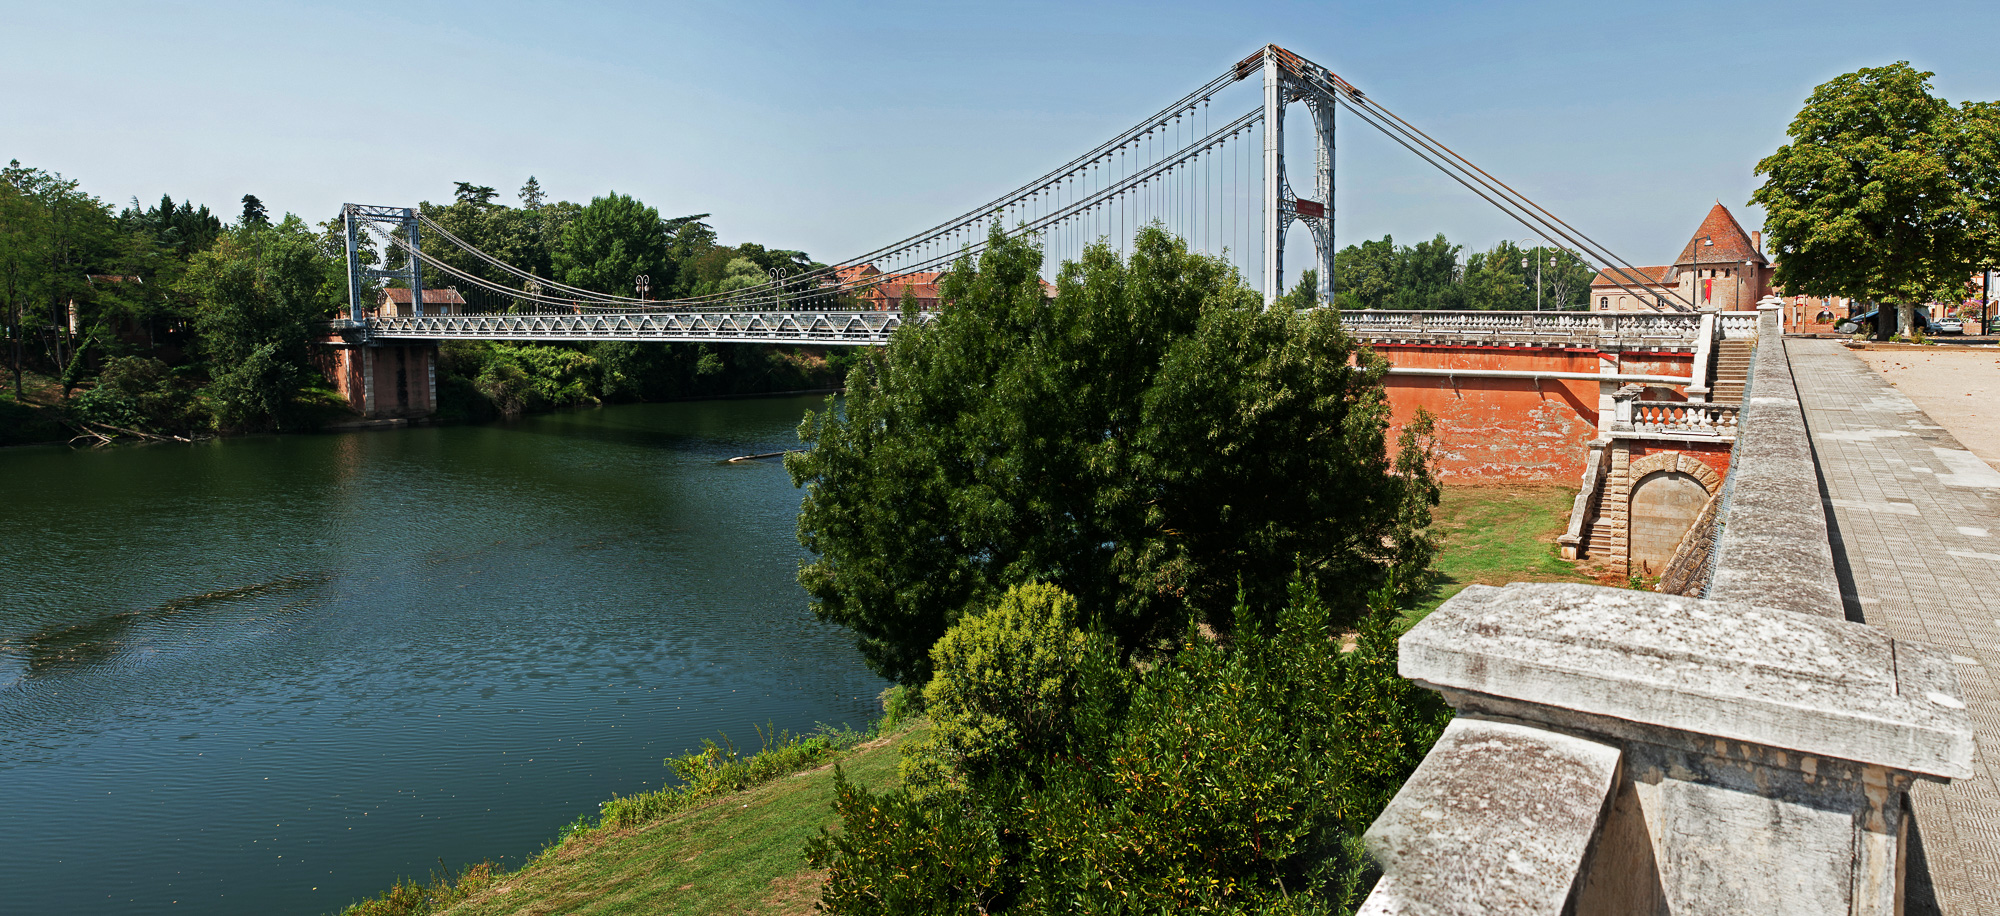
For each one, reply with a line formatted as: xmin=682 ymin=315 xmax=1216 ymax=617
xmin=1590 ymin=203 xmax=1773 ymax=313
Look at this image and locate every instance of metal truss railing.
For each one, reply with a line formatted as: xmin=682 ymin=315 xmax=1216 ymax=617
xmin=359 ymin=310 xmax=935 ymax=346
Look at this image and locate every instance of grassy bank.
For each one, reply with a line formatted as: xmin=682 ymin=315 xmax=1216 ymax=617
xmin=1413 ymin=483 xmax=1597 ymax=620
xmin=337 ymin=719 xmax=919 ymax=916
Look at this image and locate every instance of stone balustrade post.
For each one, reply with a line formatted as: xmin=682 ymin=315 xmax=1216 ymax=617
xmin=1610 ymin=383 xmax=1642 ymax=432
xmin=1358 ymin=582 xmax=1973 ymax=916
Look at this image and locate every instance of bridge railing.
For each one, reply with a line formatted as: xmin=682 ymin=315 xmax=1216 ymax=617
xmin=348 ymin=310 xmax=937 ymax=346
xmin=1340 ymin=309 xmax=1707 ymax=344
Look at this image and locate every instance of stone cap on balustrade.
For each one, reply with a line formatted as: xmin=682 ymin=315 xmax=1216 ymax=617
xmin=1359 ymin=717 xmax=1620 ymax=916
xmin=1401 ymin=582 xmax=1974 ymax=780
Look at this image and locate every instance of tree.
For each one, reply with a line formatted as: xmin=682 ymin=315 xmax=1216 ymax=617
xmin=0 ymin=166 xmax=46 ymax=397
xmin=517 ymin=176 xmax=546 ymax=211
xmin=789 ymin=224 xmax=1438 ymax=686
xmin=239 ymin=194 xmax=268 ymax=228
xmin=1752 ymin=63 xmax=1988 ymax=337
xmin=552 ymin=192 xmax=675 ymax=296
xmin=452 ymin=182 xmax=499 ymax=208
xmin=179 ymin=215 xmax=340 ymax=429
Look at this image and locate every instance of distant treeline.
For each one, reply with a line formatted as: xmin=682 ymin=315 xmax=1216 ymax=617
xmin=1334 ymin=233 xmax=1594 ymax=311
xmin=0 ymin=165 xmax=851 ymax=444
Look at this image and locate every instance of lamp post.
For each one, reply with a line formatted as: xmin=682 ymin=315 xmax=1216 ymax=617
xmin=635 ymin=274 xmax=650 ymax=303
xmin=1690 ymin=236 xmax=1714 ymax=310
xmin=1515 ymin=238 xmax=1546 ymax=311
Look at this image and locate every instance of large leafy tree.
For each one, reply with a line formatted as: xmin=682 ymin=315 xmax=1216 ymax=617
xmin=1 ymin=161 xmax=119 ymax=388
xmin=552 ymin=192 xmax=676 ymax=297
xmin=789 ymin=225 xmax=1437 ymax=686
xmin=1752 ymin=63 xmax=1988 ymax=336
xmin=180 ymin=215 xmax=340 ymax=429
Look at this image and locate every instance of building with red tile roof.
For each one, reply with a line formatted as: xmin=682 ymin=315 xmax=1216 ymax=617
xmin=1589 ymin=203 xmax=1773 ymax=312
xmin=375 ymin=287 xmax=467 ymax=317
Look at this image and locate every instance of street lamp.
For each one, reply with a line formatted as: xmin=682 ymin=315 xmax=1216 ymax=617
xmin=1690 ymin=236 xmax=1714 ymax=310
xmin=1516 ymin=238 xmax=1549 ymax=310
xmin=635 ymin=274 xmax=650 ymax=303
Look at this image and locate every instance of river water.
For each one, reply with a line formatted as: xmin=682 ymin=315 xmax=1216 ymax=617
xmin=0 ymin=395 xmax=887 ymax=916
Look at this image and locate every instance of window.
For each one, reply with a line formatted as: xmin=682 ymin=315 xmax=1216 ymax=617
xmin=1599 ymin=297 xmax=1609 ymax=309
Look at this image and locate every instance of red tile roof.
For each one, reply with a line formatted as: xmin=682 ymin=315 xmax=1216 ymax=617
xmin=380 ymin=288 xmax=467 ymax=305
xmin=1590 ymin=265 xmax=1674 ymax=287
xmin=1674 ymin=203 xmax=1766 ymax=267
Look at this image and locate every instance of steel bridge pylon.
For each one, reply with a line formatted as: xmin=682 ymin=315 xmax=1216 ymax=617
xmin=1251 ymin=45 xmax=1338 ymax=307
xmin=343 ymin=204 xmax=425 ymax=323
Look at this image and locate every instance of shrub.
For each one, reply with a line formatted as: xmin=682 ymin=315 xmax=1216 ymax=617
xmin=919 ymin=583 xmax=1120 ymax=783
xmin=73 ymin=356 xmax=205 ymax=432
xmin=810 ymin=580 xmax=1451 ymax=914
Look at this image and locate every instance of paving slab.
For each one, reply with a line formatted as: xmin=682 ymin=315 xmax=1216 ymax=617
xmin=1789 ymin=338 xmax=2000 ymax=916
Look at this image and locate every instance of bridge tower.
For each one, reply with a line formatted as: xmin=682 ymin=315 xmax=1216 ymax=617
xmin=342 ymin=205 xmax=426 ymax=322
xmin=1255 ymin=46 xmax=1339 ymax=307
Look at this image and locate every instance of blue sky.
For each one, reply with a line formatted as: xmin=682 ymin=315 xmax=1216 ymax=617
xmin=7 ymin=0 xmax=1998 ymax=270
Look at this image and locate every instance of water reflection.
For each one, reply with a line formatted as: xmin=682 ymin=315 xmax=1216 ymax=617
xmin=1 ymin=573 xmax=333 ymax=679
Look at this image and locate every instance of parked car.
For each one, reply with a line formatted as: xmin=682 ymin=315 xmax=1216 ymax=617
xmin=1938 ymin=317 xmax=1965 ymax=335
xmin=1835 ymin=307 xmax=1942 ymax=335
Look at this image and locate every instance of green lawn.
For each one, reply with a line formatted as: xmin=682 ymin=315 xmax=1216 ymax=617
xmin=1411 ymin=484 xmax=1597 ymax=621
xmin=398 ymin=725 xmax=916 ymax=916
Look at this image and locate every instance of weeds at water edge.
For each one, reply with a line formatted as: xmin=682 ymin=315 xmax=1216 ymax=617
xmin=333 ymin=686 xmax=915 ymax=916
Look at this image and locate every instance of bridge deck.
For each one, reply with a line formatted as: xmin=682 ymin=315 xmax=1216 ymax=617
xmin=1790 ymin=338 xmax=2000 ymax=915
xmin=355 ymin=310 xmax=934 ymax=346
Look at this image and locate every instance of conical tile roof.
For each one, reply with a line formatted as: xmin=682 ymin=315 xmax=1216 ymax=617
xmin=1675 ymin=202 xmax=1765 ymax=267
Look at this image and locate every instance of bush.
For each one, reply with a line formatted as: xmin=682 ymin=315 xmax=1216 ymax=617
xmin=810 ymin=580 xmax=1451 ymax=914
xmin=918 ymin=583 xmax=1120 ymax=784
xmin=208 ymin=340 xmax=311 ymax=431
xmin=436 ymin=341 xmax=599 ymax=419
xmin=73 ymin=356 xmax=206 ymax=433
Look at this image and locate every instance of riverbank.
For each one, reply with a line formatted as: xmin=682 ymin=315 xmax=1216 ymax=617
xmin=338 ymin=717 xmax=920 ymax=916
xmin=0 ymin=369 xmax=80 ymax=446
xmin=0 ymin=365 xmax=848 ymax=449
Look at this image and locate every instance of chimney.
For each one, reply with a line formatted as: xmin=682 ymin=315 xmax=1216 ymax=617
xmin=1752 ymin=230 xmax=1762 ymax=254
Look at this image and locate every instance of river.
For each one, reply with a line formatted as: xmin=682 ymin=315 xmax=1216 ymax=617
xmin=0 ymin=395 xmax=887 ymax=915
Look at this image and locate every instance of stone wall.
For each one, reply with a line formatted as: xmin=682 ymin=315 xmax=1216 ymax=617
xmin=1702 ymin=308 xmax=1842 ymax=617
xmin=1371 ymin=342 xmax=1698 ymax=482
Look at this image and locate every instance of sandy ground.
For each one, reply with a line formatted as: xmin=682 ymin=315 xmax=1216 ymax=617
xmin=1852 ymin=346 xmax=2000 ymax=466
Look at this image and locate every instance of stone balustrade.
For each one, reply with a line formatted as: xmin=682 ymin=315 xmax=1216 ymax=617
xmin=1629 ymin=400 xmax=1739 ymax=438
xmin=1718 ymin=311 xmax=1760 ymax=339
xmin=1359 ymin=305 xmax=1976 ymax=914
xmin=1359 ymin=583 xmax=1973 ymax=916
xmin=1341 ymin=309 xmax=1707 ymax=348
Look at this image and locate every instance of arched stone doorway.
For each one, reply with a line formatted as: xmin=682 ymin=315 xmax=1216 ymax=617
xmin=1629 ymin=470 xmax=1710 ymax=576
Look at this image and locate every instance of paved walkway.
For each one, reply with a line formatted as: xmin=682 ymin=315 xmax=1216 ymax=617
xmin=1789 ymin=339 xmax=2000 ymax=915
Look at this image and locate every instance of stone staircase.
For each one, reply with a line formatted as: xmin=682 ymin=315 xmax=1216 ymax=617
xmin=1709 ymin=338 xmax=1754 ymax=403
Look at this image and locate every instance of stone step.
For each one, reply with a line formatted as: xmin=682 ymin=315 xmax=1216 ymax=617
xmin=1584 ymin=519 xmax=1617 ymax=558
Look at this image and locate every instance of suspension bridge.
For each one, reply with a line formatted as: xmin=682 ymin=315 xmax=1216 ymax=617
xmin=323 ymin=41 xmax=1718 ymax=503
xmin=330 ymin=44 xmax=1691 ymax=351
